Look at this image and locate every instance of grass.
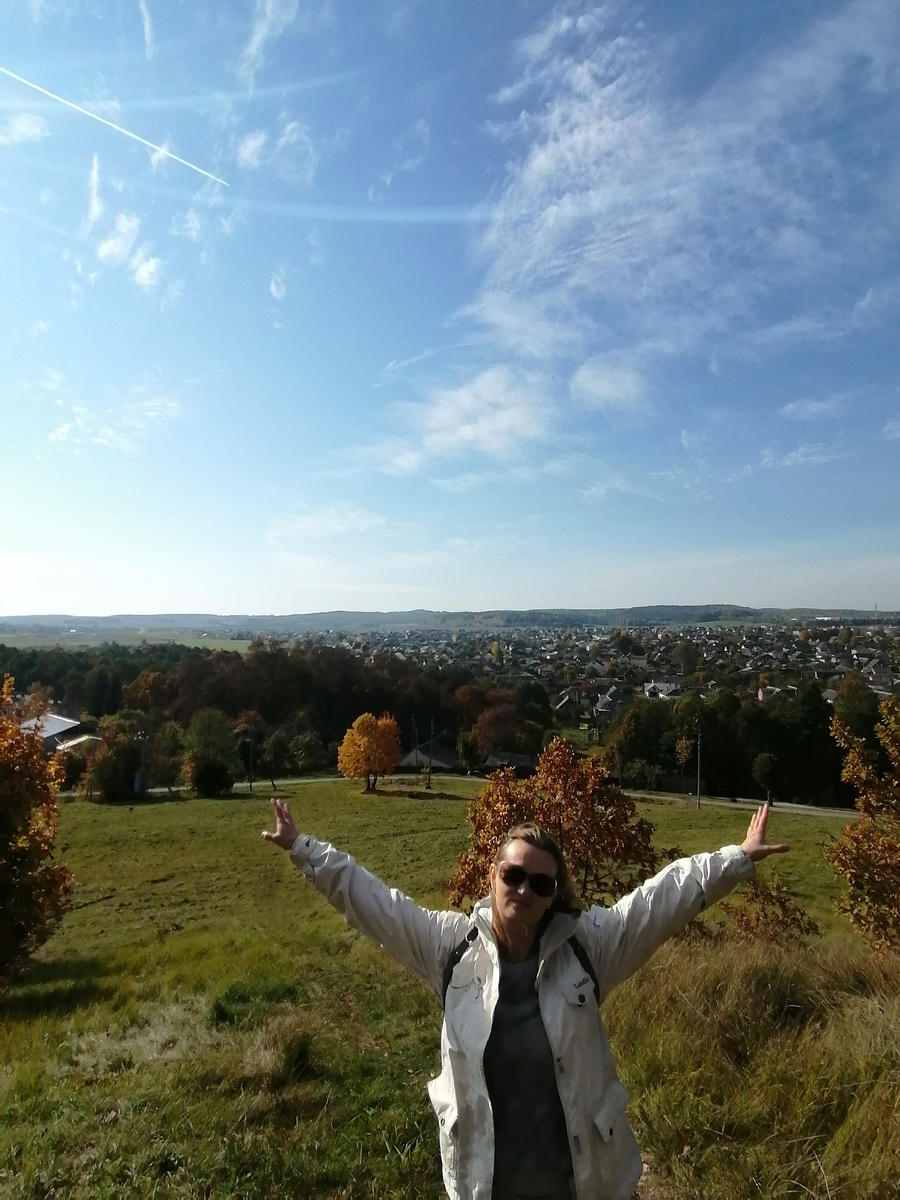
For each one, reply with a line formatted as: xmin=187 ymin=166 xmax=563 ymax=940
xmin=1 ymin=779 xmax=896 ymax=1199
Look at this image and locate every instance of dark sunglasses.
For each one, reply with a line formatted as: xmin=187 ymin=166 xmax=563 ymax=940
xmin=498 ymin=862 xmax=558 ymax=898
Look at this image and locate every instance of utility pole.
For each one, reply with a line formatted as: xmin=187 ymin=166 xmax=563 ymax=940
xmin=426 ymin=717 xmax=433 ymax=791
xmin=696 ymin=729 xmax=702 ymax=809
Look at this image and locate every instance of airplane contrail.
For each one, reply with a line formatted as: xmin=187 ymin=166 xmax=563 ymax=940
xmin=0 ymin=66 xmax=229 ymax=187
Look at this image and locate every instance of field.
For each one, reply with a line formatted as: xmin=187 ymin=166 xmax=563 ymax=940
xmin=2 ymin=781 xmax=898 ymax=1199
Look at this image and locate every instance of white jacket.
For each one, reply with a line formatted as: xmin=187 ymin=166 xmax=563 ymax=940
xmin=290 ymin=835 xmax=754 ymax=1200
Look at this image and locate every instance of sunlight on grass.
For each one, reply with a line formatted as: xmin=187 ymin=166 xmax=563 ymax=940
xmin=1 ymin=779 xmax=895 ymax=1199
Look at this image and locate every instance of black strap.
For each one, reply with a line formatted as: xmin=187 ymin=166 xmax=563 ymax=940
xmin=441 ymin=925 xmax=478 ymax=1006
xmin=441 ymin=927 xmax=600 ymax=1008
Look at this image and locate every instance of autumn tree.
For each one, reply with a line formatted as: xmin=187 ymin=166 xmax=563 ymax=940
xmin=337 ymin=712 xmax=401 ymax=791
xmin=449 ymin=736 xmax=671 ymax=910
xmin=182 ymin=707 xmax=235 ymax=797
xmin=0 ymin=675 xmax=74 ymax=977
xmin=827 ymin=696 xmax=900 ymax=948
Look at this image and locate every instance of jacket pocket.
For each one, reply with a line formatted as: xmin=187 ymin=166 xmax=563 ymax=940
xmin=427 ymin=1073 xmax=460 ymax=1181
xmin=591 ymin=1079 xmax=631 ymax=1142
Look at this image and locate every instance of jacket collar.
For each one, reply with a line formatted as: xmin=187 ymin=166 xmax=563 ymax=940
xmin=471 ymin=896 xmax=580 ymax=960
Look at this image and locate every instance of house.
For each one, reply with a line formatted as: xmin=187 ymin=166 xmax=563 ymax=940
xmin=643 ymin=679 xmax=682 ymax=700
xmin=757 ymin=686 xmax=782 ymax=703
xmin=399 ymin=740 xmax=462 ymax=772
xmin=483 ymin=751 xmax=536 ymax=776
xmin=20 ymin=712 xmax=83 ymax=753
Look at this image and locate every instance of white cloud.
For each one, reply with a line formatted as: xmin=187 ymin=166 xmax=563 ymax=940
xmin=130 ymin=244 xmax=162 ymax=290
xmin=268 ymin=504 xmax=386 ymax=547
xmin=421 ymin=366 xmax=549 ymax=459
xmin=779 ymin=395 xmax=845 ymax=419
xmin=273 ymin=119 xmax=318 ymax=185
xmin=30 ymin=320 xmax=49 ymax=337
xmin=239 ymin=0 xmax=299 ymax=86
xmin=97 ymin=213 xmax=140 ymax=263
xmin=761 ymin=443 xmax=842 ymax=469
xmin=172 ymin=208 xmax=202 ymax=241
xmin=466 ymin=0 xmax=900 ymax=367
xmin=47 ymin=385 xmax=182 ymax=453
xmin=237 ymin=130 xmax=267 ymax=168
xmin=83 ymin=154 xmax=104 ymax=233
xmin=883 ymin=415 xmax=900 ymax=440
xmin=570 ymin=358 xmax=646 ymax=413
xmin=269 ymin=267 xmax=286 ymax=299
xmin=0 ymin=112 xmax=48 ymax=145
xmin=138 ymin=0 xmax=155 ymax=60
xmin=148 ymin=140 xmax=171 ymax=172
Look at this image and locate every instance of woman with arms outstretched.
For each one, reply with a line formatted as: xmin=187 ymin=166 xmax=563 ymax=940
xmin=263 ymin=800 xmax=787 ymax=1200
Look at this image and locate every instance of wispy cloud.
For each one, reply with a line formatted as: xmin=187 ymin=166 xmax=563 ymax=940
xmin=267 ymin=504 xmax=386 ymax=548
xmin=47 ymin=384 xmax=181 ymax=453
xmin=376 ymin=366 xmax=551 ymax=475
xmin=138 ymin=0 xmax=155 ymax=61
xmin=761 ymin=443 xmax=844 ymax=469
xmin=171 ymin=207 xmax=202 ymax=241
xmin=463 ymin=0 xmax=900 ymax=371
xmin=0 ymin=67 xmax=228 ymax=185
xmin=368 ymin=117 xmax=430 ymax=201
xmin=570 ymin=358 xmax=647 ymax=414
xmin=779 ymin=395 xmax=845 ymax=420
xmin=239 ymin=0 xmax=300 ymax=87
xmin=237 ymin=130 xmax=267 ymax=168
xmin=883 ymin=415 xmax=900 ymax=440
xmin=83 ymin=153 xmax=104 ymax=233
xmin=269 ymin=266 xmax=285 ymax=299
xmin=0 ymin=111 xmax=48 ymax=145
xmin=97 ymin=213 xmax=140 ymax=264
xmin=130 ymin=244 xmax=162 ymax=290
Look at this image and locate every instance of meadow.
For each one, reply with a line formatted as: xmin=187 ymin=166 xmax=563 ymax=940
xmin=1 ymin=781 xmax=897 ymax=1199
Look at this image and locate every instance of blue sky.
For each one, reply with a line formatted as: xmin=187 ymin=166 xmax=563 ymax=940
xmin=1 ymin=0 xmax=898 ymax=616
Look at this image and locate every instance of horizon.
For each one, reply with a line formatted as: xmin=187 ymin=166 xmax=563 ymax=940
xmin=2 ymin=1 xmax=899 ymax=613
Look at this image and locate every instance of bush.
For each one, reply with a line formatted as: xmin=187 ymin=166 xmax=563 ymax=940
xmin=0 ymin=676 xmax=74 ymax=976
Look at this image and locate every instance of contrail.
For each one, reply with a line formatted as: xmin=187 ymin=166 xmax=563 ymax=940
xmin=0 ymin=66 xmax=229 ymax=187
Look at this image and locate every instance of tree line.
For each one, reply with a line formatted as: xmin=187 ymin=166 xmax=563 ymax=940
xmin=0 ymin=639 xmax=886 ymax=806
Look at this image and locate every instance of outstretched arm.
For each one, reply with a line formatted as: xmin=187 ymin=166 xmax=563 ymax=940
xmin=262 ymin=798 xmax=467 ymax=995
xmin=580 ymin=804 xmax=788 ymax=998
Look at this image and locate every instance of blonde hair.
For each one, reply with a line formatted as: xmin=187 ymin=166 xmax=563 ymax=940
xmin=494 ymin=823 xmax=580 ymax=914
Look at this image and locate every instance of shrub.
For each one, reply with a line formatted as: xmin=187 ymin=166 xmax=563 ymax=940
xmin=0 ymin=675 xmax=74 ymax=977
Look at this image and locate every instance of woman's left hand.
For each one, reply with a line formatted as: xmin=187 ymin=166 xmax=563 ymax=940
xmin=740 ymin=802 xmax=790 ymax=862
xmin=262 ymin=797 xmax=300 ymax=851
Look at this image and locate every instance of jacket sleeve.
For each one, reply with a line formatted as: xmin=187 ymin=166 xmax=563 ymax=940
xmin=289 ymin=834 xmax=470 ymax=997
xmin=578 ymin=845 xmax=755 ymax=999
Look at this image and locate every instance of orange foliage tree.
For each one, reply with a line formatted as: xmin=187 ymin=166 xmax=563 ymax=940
xmin=337 ymin=712 xmax=402 ymax=791
xmin=828 ymin=696 xmax=900 ymax=949
xmin=449 ymin=736 xmax=672 ymax=909
xmin=0 ymin=675 xmax=74 ymax=977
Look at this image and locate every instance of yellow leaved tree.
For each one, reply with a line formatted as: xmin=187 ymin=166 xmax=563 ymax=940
xmin=337 ymin=712 xmax=402 ymax=792
xmin=449 ymin=736 xmax=671 ymax=909
xmin=0 ymin=675 xmax=74 ymax=978
xmin=828 ymin=696 xmax=900 ymax=949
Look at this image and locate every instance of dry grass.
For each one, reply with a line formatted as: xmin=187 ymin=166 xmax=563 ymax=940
xmin=0 ymin=781 xmax=896 ymax=1198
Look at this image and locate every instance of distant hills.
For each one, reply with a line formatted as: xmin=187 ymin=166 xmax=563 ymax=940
xmin=1 ymin=605 xmax=897 ymax=638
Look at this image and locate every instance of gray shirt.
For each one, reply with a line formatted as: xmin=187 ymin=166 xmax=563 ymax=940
xmin=482 ymin=951 xmax=573 ymax=1197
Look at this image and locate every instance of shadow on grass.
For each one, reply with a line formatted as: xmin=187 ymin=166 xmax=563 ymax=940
xmin=0 ymin=955 xmax=114 ymax=1019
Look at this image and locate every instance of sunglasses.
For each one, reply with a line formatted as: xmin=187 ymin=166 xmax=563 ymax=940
xmin=498 ymin=862 xmax=558 ymax=899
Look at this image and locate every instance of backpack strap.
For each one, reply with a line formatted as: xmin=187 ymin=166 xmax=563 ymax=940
xmin=441 ymin=926 xmax=600 ymax=1008
xmin=567 ymin=934 xmax=600 ymax=1006
xmin=441 ymin=925 xmax=479 ymax=1008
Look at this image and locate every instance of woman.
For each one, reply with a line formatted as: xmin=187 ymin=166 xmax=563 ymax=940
xmin=263 ymin=799 xmax=787 ymax=1200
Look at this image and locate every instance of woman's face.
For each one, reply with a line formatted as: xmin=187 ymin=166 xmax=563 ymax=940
xmin=489 ymin=838 xmax=558 ymax=938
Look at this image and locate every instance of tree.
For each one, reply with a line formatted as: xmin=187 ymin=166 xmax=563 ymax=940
xmin=290 ymin=730 xmax=327 ymax=775
xmin=0 ymin=675 xmax=74 ymax=977
xmin=148 ymin=720 xmax=183 ymax=793
xmin=752 ymin=751 xmax=781 ymax=803
xmin=827 ymin=697 xmax=900 ymax=948
xmin=182 ymin=707 xmax=235 ymax=797
xmin=449 ymin=736 xmax=671 ymax=910
xmin=337 ymin=713 xmax=401 ymax=791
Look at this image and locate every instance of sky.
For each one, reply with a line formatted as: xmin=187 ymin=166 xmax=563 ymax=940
xmin=1 ymin=0 xmax=898 ymax=616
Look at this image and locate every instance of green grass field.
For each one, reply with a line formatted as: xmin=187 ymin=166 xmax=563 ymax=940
xmin=2 ymin=781 xmax=897 ymax=1199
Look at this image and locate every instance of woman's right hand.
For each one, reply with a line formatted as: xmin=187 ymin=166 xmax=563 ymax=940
xmin=261 ymin=797 xmax=300 ymax=851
